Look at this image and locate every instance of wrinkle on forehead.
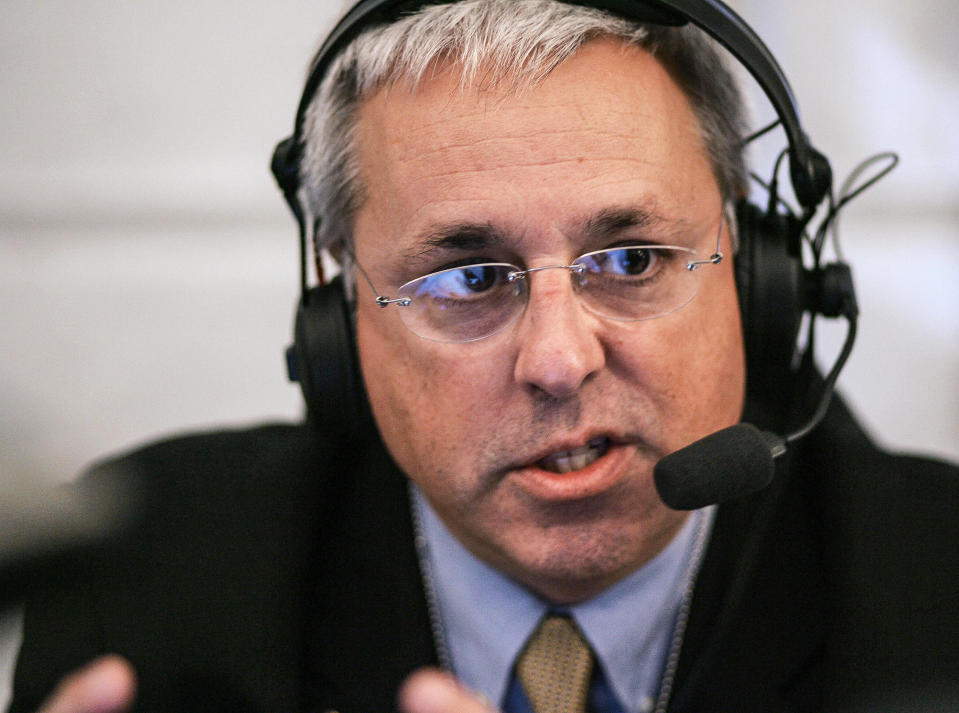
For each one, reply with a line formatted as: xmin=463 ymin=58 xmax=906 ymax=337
xmin=356 ymin=44 xmax=703 ymax=177
xmin=385 ymin=110 xmax=691 ymax=177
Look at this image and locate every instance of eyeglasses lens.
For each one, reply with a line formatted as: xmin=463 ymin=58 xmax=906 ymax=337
xmin=573 ymin=246 xmax=701 ymax=321
xmin=397 ymin=264 xmax=527 ymax=342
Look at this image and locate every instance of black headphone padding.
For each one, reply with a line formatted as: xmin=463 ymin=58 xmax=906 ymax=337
xmin=288 ymin=277 xmax=373 ymax=442
xmin=735 ymin=200 xmax=805 ymax=429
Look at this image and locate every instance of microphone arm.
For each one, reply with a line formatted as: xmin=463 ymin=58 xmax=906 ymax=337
xmin=785 ymin=264 xmax=858 ymax=445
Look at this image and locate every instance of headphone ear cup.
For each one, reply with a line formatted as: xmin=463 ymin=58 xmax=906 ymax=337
xmin=288 ymin=276 xmax=373 ymax=442
xmin=735 ymin=200 xmax=806 ymax=428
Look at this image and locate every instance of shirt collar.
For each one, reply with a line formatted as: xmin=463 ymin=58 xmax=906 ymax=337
xmin=412 ymin=485 xmax=713 ymax=713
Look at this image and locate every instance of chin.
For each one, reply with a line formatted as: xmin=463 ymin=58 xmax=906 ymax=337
xmin=493 ymin=509 xmax=688 ymax=604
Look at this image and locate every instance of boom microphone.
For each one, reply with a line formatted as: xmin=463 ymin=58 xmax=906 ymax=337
xmin=653 ymin=423 xmax=785 ymax=510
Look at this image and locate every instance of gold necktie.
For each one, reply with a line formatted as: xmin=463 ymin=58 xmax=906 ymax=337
xmin=516 ymin=615 xmax=595 ymax=713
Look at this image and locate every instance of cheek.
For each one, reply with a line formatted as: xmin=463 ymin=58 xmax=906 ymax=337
xmin=612 ymin=264 xmax=745 ymax=439
xmin=672 ymin=264 xmax=746 ymax=422
xmin=356 ymin=306 xmax=509 ymax=476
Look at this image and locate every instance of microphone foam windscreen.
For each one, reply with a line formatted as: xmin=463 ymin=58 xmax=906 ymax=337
xmin=653 ymin=423 xmax=777 ymax=510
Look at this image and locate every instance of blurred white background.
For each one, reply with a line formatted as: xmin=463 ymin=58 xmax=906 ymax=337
xmin=1 ymin=0 xmax=957 ymax=707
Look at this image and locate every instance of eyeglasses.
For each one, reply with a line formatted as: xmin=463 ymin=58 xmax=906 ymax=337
xmin=352 ymin=218 xmax=725 ymax=343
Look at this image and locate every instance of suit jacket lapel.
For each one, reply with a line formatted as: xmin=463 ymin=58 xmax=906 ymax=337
xmin=669 ymin=452 xmax=827 ymax=711
xmin=303 ymin=436 xmax=438 ymax=713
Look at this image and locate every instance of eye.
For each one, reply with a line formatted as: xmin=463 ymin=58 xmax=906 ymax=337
xmin=406 ymin=263 xmax=513 ymax=300
xmin=609 ymin=247 xmax=654 ymax=276
xmin=460 ymin=265 xmax=498 ymax=292
xmin=577 ymin=246 xmax=663 ymax=277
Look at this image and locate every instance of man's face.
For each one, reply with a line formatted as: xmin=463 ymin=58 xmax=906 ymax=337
xmin=351 ymin=38 xmax=745 ymax=603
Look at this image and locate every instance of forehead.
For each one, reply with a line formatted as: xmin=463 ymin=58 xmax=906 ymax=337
xmin=352 ymin=37 xmax=717 ymax=259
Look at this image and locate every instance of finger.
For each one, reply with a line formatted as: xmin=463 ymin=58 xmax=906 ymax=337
xmin=37 ymin=655 xmax=137 ymax=713
xmin=398 ymin=668 xmax=497 ymax=713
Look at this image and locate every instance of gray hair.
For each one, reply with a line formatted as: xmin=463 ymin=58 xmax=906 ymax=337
xmin=298 ymin=0 xmax=749 ymax=259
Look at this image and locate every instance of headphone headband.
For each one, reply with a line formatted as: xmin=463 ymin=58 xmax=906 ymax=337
xmin=273 ymin=0 xmax=832 ymax=217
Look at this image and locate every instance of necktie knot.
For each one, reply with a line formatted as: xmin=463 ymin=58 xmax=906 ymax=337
xmin=516 ymin=615 xmax=595 ymax=713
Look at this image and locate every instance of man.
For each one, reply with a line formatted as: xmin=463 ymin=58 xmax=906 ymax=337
xmin=10 ymin=2 xmax=959 ymax=712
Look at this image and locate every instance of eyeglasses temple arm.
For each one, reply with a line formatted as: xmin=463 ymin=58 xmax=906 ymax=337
xmin=344 ymin=248 xmax=412 ymax=308
xmin=686 ymin=217 xmax=726 ymax=270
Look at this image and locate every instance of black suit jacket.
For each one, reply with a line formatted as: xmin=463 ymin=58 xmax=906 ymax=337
xmin=9 ymin=399 xmax=959 ymax=713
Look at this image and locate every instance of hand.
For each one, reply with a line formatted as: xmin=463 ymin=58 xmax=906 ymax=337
xmin=399 ymin=668 xmax=499 ymax=713
xmin=36 ymin=655 xmax=136 ymax=713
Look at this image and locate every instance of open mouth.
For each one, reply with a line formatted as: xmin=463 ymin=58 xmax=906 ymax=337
xmin=537 ymin=436 xmax=611 ymax=474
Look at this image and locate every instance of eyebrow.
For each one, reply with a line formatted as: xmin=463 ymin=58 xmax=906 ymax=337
xmin=402 ymin=204 xmax=679 ymax=262
xmin=582 ymin=206 xmax=672 ymax=239
xmin=404 ymin=222 xmax=507 ymax=262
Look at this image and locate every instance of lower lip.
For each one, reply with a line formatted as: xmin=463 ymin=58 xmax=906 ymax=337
xmin=508 ymin=443 xmax=636 ymax=501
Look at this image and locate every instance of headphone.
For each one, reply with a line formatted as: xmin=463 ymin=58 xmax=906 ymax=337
xmin=272 ymin=0 xmax=847 ymax=442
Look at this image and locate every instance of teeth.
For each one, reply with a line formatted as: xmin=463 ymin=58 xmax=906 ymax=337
xmin=538 ymin=437 xmax=610 ymax=474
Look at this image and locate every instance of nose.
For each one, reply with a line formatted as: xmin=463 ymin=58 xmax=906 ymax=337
xmin=513 ymin=269 xmax=606 ymax=398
